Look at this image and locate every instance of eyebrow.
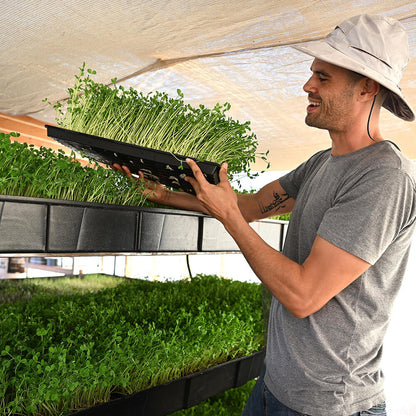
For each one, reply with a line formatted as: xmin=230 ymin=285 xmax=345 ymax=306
xmin=310 ymin=67 xmax=331 ymax=78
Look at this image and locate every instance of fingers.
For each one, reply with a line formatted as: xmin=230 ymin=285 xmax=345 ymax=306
xmin=185 ymin=159 xmax=229 ymax=193
xmin=121 ymin=165 xmax=133 ymax=177
xmin=184 ymin=158 xmax=205 ymax=192
xmin=110 ymin=163 xmax=131 ymax=176
xmin=111 ymin=163 xmax=146 ymax=191
xmin=185 ymin=158 xmax=204 ymax=180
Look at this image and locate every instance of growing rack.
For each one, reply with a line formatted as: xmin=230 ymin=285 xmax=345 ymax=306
xmin=0 ymin=194 xmax=288 ymax=415
xmin=0 ymin=195 xmax=287 ymax=255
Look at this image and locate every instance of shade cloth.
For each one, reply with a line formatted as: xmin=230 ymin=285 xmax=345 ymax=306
xmin=1 ymin=1 xmax=415 ymax=170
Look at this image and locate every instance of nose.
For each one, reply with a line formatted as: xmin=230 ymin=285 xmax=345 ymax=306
xmin=303 ymin=75 xmax=314 ymax=93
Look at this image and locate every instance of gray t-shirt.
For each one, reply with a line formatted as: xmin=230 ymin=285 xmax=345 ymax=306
xmin=264 ymin=141 xmax=416 ymax=416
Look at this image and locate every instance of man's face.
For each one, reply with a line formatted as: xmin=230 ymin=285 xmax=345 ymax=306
xmin=302 ymin=59 xmax=360 ymax=133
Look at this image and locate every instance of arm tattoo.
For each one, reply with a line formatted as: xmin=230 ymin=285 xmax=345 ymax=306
xmin=259 ymin=190 xmax=290 ymax=215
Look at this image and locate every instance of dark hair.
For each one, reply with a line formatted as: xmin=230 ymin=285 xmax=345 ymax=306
xmin=348 ymin=70 xmax=366 ymax=83
xmin=348 ymin=69 xmax=388 ymax=103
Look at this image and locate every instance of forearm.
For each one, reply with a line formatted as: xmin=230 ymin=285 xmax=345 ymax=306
xmin=236 ymin=193 xmax=260 ymax=222
xmin=223 ymin=210 xmax=370 ymax=319
xmin=111 ymin=164 xmax=210 ymax=214
xmin=236 ymin=181 xmax=295 ymax=223
xmin=158 ymin=188 xmax=210 ymax=214
xmin=183 ymin=159 xmax=304 ymax=314
xmin=185 ymin=159 xmax=370 ymax=319
xmin=222 ymin=211 xmax=306 ymax=316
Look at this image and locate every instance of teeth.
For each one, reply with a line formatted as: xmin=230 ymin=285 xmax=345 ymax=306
xmin=309 ymin=101 xmax=320 ymax=107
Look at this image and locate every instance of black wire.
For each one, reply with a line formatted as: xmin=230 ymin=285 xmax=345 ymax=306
xmin=367 ymin=95 xmax=377 ymax=142
xmin=186 ymin=254 xmax=193 ymax=279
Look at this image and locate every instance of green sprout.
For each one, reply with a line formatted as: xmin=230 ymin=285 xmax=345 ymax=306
xmin=45 ymin=63 xmax=269 ymax=180
xmin=0 ymin=132 xmax=147 ymax=206
xmin=0 ymin=274 xmax=263 ymax=415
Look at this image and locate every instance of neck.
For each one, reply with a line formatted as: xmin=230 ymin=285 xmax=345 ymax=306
xmin=330 ymin=105 xmax=383 ymax=156
xmin=330 ymin=131 xmax=382 ymax=156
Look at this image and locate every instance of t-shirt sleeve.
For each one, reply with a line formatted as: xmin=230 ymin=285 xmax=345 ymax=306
xmin=279 ymin=150 xmax=330 ymax=199
xmin=317 ymin=167 xmax=416 ymax=265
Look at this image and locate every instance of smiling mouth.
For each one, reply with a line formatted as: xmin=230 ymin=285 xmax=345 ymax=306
xmin=307 ymin=100 xmax=321 ymax=112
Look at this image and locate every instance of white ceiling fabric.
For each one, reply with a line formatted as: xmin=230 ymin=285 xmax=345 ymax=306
xmin=1 ymin=0 xmax=416 ymax=170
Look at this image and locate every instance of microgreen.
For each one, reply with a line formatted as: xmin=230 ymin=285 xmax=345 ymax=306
xmin=0 ymin=274 xmax=263 ymax=415
xmin=0 ymin=131 xmax=148 ymax=206
xmin=45 ymin=63 xmax=269 ymax=180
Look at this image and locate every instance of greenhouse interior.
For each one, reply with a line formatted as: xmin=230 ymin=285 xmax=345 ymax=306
xmin=1 ymin=1 xmax=416 ymax=415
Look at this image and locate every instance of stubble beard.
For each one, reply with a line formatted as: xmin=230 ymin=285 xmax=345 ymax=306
xmin=305 ymin=94 xmax=352 ymax=132
xmin=305 ymin=109 xmax=330 ymax=130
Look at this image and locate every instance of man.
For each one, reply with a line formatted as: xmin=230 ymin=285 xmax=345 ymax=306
xmin=114 ymin=14 xmax=416 ymax=415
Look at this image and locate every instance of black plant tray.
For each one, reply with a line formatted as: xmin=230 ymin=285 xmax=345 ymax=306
xmin=45 ymin=125 xmax=221 ymax=194
xmin=68 ymin=349 xmax=265 ymax=416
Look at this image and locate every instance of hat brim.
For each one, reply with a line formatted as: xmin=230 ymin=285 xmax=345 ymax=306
xmin=294 ymin=40 xmax=415 ymax=121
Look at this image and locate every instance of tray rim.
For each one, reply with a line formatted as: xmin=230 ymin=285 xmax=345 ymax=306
xmin=45 ymin=125 xmax=221 ymax=172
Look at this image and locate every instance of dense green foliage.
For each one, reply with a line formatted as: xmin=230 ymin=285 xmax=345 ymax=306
xmin=0 ymin=132 xmax=148 ymax=206
xmin=0 ymin=274 xmax=263 ymax=415
xmin=46 ymin=63 xmax=269 ymax=177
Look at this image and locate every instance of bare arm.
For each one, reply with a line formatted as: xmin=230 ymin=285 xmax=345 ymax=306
xmin=186 ymin=159 xmax=370 ymax=318
xmin=224 ymin=222 xmax=370 ymax=318
xmin=112 ymin=164 xmax=295 ymax=222
xmin=237 ymin=179 xmax=295 ymax=222
xmin=111 ymin=163 xmax=210 ymax=214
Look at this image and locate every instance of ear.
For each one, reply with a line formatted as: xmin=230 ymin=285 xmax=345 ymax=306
xmin=358 ymin=78 xmax=380 ymax=102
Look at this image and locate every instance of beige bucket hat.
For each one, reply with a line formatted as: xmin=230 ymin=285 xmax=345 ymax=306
xmin=294 ymin=14 xmax=414 ymax=121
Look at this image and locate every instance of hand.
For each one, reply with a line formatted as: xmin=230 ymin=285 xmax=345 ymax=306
xmin=110 ymin=163 xmax=168 ymax=203
xmin=185 ymin=158 xmax=239 ymax=223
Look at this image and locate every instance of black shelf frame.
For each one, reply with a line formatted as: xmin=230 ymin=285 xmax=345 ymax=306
xmin=0 ymin=195 xmax=287 ymax=255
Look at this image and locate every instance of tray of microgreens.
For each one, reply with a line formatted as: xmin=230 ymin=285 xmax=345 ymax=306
xmin=0 ymin=274 xmax=264 ymax=415
xmin=44 ymin=63 xmax=268 ymax=193
xmin=45 ymin=124 xmax=220 ymax=194
xmin=0 ymin=132 xmax=147 ymax=206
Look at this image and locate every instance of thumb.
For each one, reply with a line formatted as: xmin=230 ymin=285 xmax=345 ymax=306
xmin=219 ymin=162 xmax=228 ymax=182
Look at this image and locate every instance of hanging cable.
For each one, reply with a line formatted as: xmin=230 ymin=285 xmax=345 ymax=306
xmin=186 ymin=254 xmax=193 ymax=279
xmin=367 ymin=95 xmax=377 ymax=142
